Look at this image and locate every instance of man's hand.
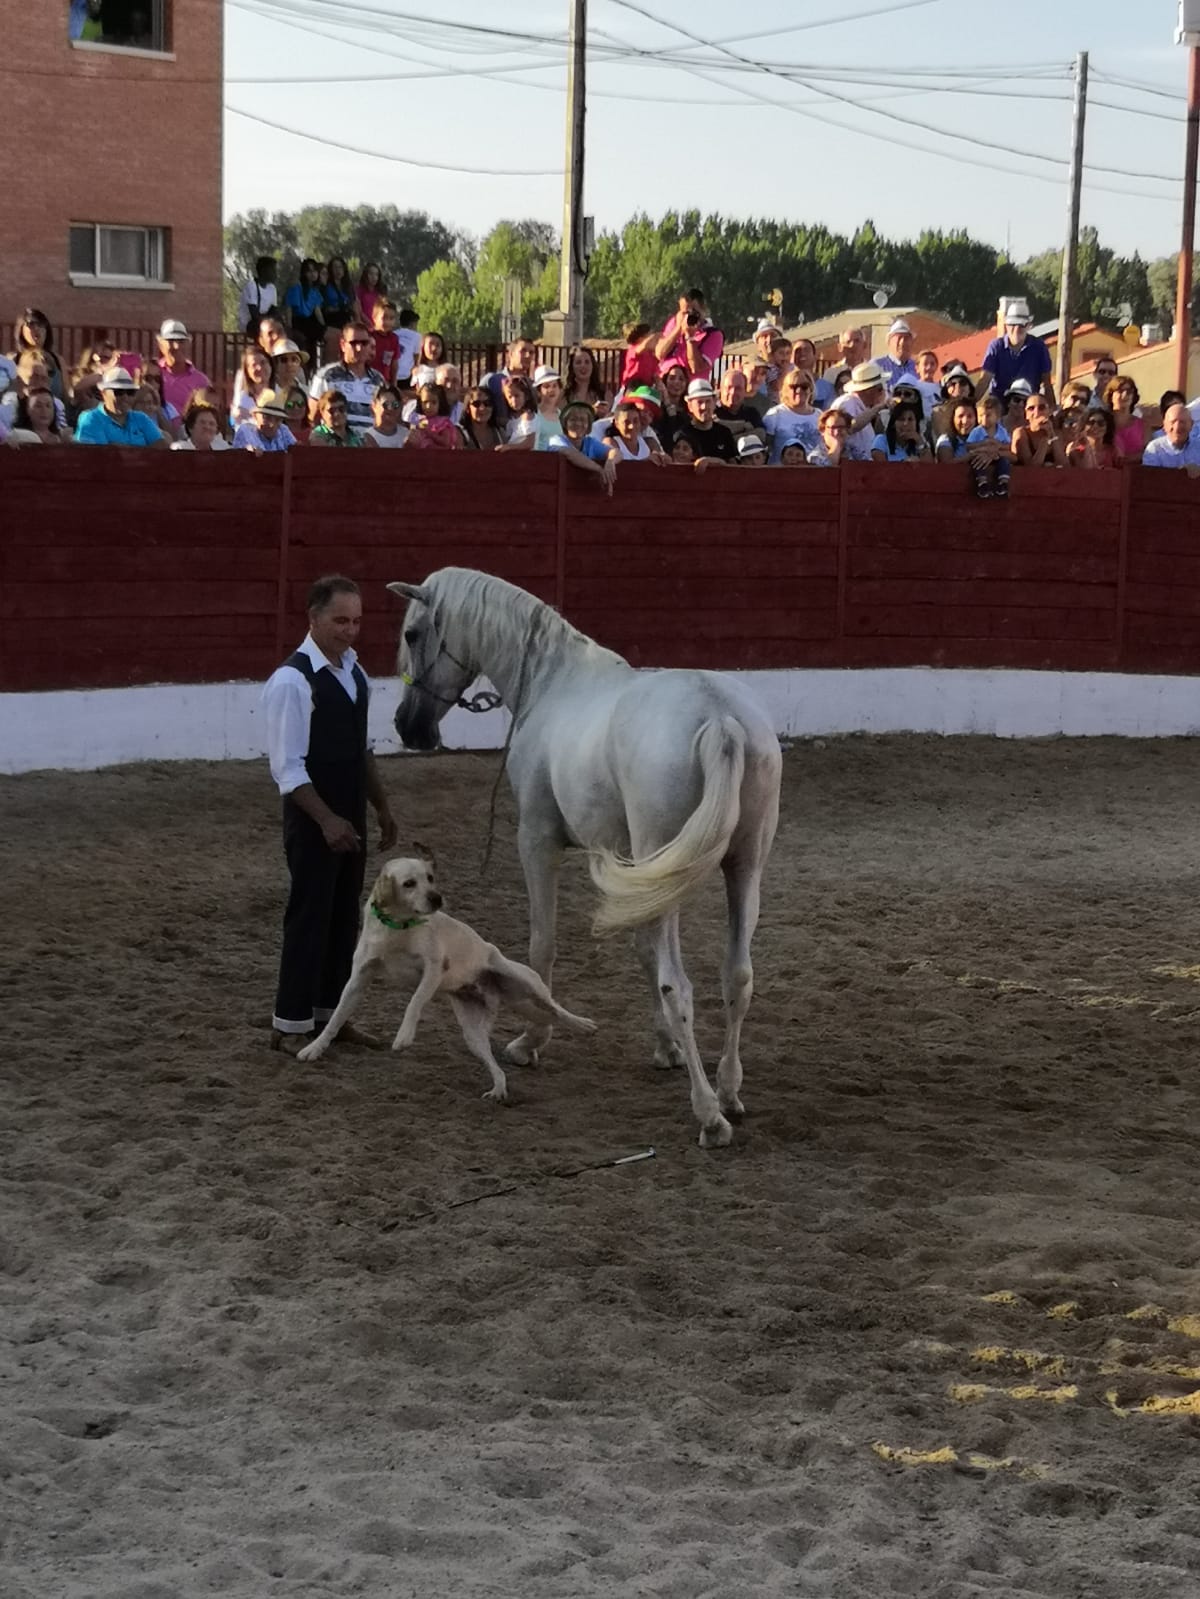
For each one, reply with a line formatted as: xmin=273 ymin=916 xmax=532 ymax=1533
xmin=376 ymin=807 xmax=398 ymax=850
xmin=321 ymin=815 xmax=362 ymax=853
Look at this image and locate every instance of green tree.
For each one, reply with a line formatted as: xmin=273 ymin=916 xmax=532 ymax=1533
xmin=413 ymin=259 xmax=493 ymax=340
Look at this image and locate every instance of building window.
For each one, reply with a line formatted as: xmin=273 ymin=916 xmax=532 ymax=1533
xmin=69 ymin=224 xmax=170 ymax=286
xmin=69 ymin=0 xmax=170 ymax=54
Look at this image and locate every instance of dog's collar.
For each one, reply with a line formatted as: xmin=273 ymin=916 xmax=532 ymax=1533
xmin=370 ymin=902 xmax=427 ymax=932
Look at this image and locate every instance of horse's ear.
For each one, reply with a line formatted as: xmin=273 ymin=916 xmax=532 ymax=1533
xmin=387 ymin=581 xmax=432 ymax=606
xmin=411 ymin=841 xmax=436 ymax=867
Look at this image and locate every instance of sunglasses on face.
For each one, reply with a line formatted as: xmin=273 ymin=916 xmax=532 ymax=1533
xmin=346 ymin=339 xmax=370 ymax=349
xmin=468 ymin=398 xmax=492 ymax=408
xmin=379 ymin=399 xmax=401 ymax=411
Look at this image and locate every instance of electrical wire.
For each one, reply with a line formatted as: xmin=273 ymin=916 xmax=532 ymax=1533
xmin=226 ymin=106 xmax=562 ymax=176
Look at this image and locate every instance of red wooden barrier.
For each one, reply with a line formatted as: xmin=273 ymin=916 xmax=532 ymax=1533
xmin=2 ymin=453 xmax=1198 ymax=694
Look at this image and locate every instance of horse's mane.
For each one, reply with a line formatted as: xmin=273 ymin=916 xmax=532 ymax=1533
xmin=425 ymin=566 xmax=625 ymax=675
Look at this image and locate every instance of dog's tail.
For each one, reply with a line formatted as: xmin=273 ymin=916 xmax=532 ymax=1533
xmin=589 ymin=716 xmax=745 ymax=934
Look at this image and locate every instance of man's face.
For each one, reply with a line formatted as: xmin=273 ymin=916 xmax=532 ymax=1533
xmin=159 ymin=335 xmax=189 ymax=366
xmin=1165 ymin=404 xmax=1193 ymax=448
xmin=310 ymin=591 xmax=362 ymax=659
xmin=745 ymin=361 xmax=768 ymax=392
xmin=719 ymin=370 xmax=746 ymax=408
xmin=755 ymin=329 xmax=777 ymax=360
xmin=890 ymin=331 xmax=913 ymax=362
xmin=858 ymin=383 xmax=885 ymax=408
xmin=792 ymin=340 xmax=816 ymax=372
xmin=770 ymin=341 xmax=791 ymax=371
xmin=436 ymin=365 xmax=462 ymax=401
xmin=260 ymin=321 xmax=286 ymax=352
xmin=615 ymin=407 xmax=643 ymax=442
xmin=1094 ymin=361 xmax=1118 ymax=390
xmin=342 ymin=330 xmax=372 ymax=367
xmin=510 ymin=341 xmax=535 ymax=375
xmin=255 ymin=410 xmax=281 ymax=440
xmin=839 ymin=328 xmax=865 ymax=360
xmin=687 ymin=393 xmax=715 ymax=425
xmin=102 ymin=386 xmax=133 ymax=418
xmin=1006 ymin=321 xmax=1029 ymax=348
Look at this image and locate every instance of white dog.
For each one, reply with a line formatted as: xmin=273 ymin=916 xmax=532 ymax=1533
xmin=297 ymin=848 xmax=596 ymax=1101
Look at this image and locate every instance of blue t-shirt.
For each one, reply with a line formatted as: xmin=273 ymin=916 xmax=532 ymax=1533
xmin=966 ymin=423 xmax=1011 ymax=446
xmin=285 ymin=283 xmax=323 ymax=319
xmin=549 ymin=433 xmax=607 ymax=462
xmin=935 ymin=432 xmax=970 ymax=459
xmin=324 ymin=283 xmax=354 ymax=316
xmin=981 ymin=335 xmax=1051 ymax=395
xmin=75 ymin=408 xmax=163 ymax=446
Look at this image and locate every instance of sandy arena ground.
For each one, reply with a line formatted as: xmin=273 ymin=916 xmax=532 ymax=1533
xmin=4 ymin=737 xmax=1200 ymax=1598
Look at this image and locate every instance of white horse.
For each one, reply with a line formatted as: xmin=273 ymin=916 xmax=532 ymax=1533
xmin=388 ymin=568 xmax=781 ymax=1148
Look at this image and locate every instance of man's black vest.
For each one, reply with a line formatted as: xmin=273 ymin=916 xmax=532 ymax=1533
xmin=285 ymin=650 xmax=369 ymax=820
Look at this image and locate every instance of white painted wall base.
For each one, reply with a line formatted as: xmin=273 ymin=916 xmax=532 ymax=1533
xmin=2 ymin=669 xmax=1199 ymax=775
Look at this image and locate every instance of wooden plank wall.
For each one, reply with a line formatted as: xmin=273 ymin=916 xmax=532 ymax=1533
xmin=2 ymin=452 xmax=1198 ymax=693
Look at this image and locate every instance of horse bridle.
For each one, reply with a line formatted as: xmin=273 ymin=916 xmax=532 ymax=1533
xmin=401 ymin=639 xmax=503 ymax=714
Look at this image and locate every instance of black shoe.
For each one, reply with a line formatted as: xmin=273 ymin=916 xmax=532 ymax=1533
xmin=270 ymin=1028 xmax=310 ymax=1057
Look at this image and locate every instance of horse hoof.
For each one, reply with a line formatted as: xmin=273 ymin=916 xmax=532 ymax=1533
xmin=699 ymin=1116 xmax=734 ymax=1149
xmin=653 ymin=1044 xmax=685 ymax=1071
xmin=720 ymin=1095 xmax=746 ymax=1121
xmin=502 ymin=1042 xmax=538 ymax=1068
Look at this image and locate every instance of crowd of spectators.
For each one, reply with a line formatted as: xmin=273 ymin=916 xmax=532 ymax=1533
xmin=3 ymin=275 xmax=1198 ymax=478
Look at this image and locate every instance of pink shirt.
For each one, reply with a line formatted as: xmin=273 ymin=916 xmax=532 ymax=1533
xmin=658 ymin=317 xmax=724 ymax=379
xmin=157 ymin=359 xmax=211 ymax=415
xmin=1114 ymin=418 xmax=1144 ymax=460
xmin=621 ymin=346 xmax=659 ymax=390
xmin=358 ymin=289 xmax=383 ymax=327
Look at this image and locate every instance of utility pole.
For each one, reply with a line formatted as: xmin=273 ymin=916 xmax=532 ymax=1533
xmin=542 ymin=0 xmax=587 ymax=348
xmin=1175 ymin=7 xmax=1200 ymax=393
xmin=1055 ymin=51 xmax=1088 ymax=396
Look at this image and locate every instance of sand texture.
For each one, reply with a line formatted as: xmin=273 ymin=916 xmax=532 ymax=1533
xmin=4 ymin=737 xmax=1200 ymax=1597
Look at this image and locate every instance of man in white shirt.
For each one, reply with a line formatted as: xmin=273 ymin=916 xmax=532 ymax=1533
xmin=832 ymin=362 xmax=890 ymax=460
xmin=263 ymin=575 xmax=396 ymax=1054
xmin=237 ymin=256 xmax=279 ymax=337
xmin=1143 ymin=404 xmax=1200 ymax=473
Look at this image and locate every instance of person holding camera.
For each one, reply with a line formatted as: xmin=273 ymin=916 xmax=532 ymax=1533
xmin=654 ymin=289 xmax=724 ymax=381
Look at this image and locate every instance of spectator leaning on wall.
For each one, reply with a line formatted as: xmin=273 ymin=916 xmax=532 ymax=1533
xmin=75 ymin=368 xmax=169 ymax=447
xmin=1143 ymin=404 xmax=1200 ymax=474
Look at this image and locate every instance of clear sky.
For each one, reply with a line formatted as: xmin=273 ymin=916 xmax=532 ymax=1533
xmin=223 ymin=0 xmax=1188 ymax=262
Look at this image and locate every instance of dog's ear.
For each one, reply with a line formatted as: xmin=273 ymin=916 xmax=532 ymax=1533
xmin=411 ymin=841 xmax=436 ymax=867
xmin=371 ymin=867 xmax=395 ymax=909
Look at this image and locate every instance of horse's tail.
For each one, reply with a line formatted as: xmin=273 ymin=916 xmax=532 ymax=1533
xmin=589 ymin=716 xmax=746 ymax=934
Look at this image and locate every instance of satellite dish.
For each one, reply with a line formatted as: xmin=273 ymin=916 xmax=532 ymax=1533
xmin=872 ymin=289 xmax=888 ymax=309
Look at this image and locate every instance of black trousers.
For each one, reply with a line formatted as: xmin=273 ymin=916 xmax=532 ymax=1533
xmin=273 ymin=802 xmax=366 ymax=1032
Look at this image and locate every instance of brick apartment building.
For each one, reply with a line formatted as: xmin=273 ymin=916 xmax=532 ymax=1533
xmin=2 ymin=0 xmax=223 ymax=337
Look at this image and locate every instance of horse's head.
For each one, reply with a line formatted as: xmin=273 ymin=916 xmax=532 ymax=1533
xmin=387 ymin=579 xmax=475 ymax=751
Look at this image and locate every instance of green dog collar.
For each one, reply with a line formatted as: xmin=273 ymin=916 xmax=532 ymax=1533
xmin=370 ymin=902 xmax=427 ymax=932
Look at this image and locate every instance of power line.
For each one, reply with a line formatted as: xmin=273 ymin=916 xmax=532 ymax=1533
xmin=226 ymin=106 xmax=562 ymax=175
xmin=604 ymin=0 xmax=1182 ymax=190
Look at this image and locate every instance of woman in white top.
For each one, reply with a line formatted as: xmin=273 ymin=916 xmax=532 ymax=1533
xmin=230 ymin=344 xmax=273 ymax=431
xmin=603 ymin=400 xmax=664 ymax=463
xmin=362 ymin=385 xmax=410 ymax=448
xmin=4 ymin=386 xmax=72 ymax=446
xmin=762 ymin=371 xmax=821 ymax=464
xmin=171 ymin=402 xmax=231 ymax=451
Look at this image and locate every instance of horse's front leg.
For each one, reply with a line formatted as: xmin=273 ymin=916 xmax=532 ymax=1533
xmin=503 ymin=821 xmax=563 ymax=1067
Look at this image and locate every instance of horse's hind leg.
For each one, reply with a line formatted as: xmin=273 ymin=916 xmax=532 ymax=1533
xmin=715 ymin=855 xmax=763 ymax=1120
xmin=635 ymin=923 xmax=685 ymax=1070
xmin=647 ymin=914 xmax=731 ymax=1148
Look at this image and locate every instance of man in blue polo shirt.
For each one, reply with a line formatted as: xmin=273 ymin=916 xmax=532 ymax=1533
xmin=979 ymin=299 xmax=1054 ymax=406
xmin=75 ymin=368 xmax=168 ymax=445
